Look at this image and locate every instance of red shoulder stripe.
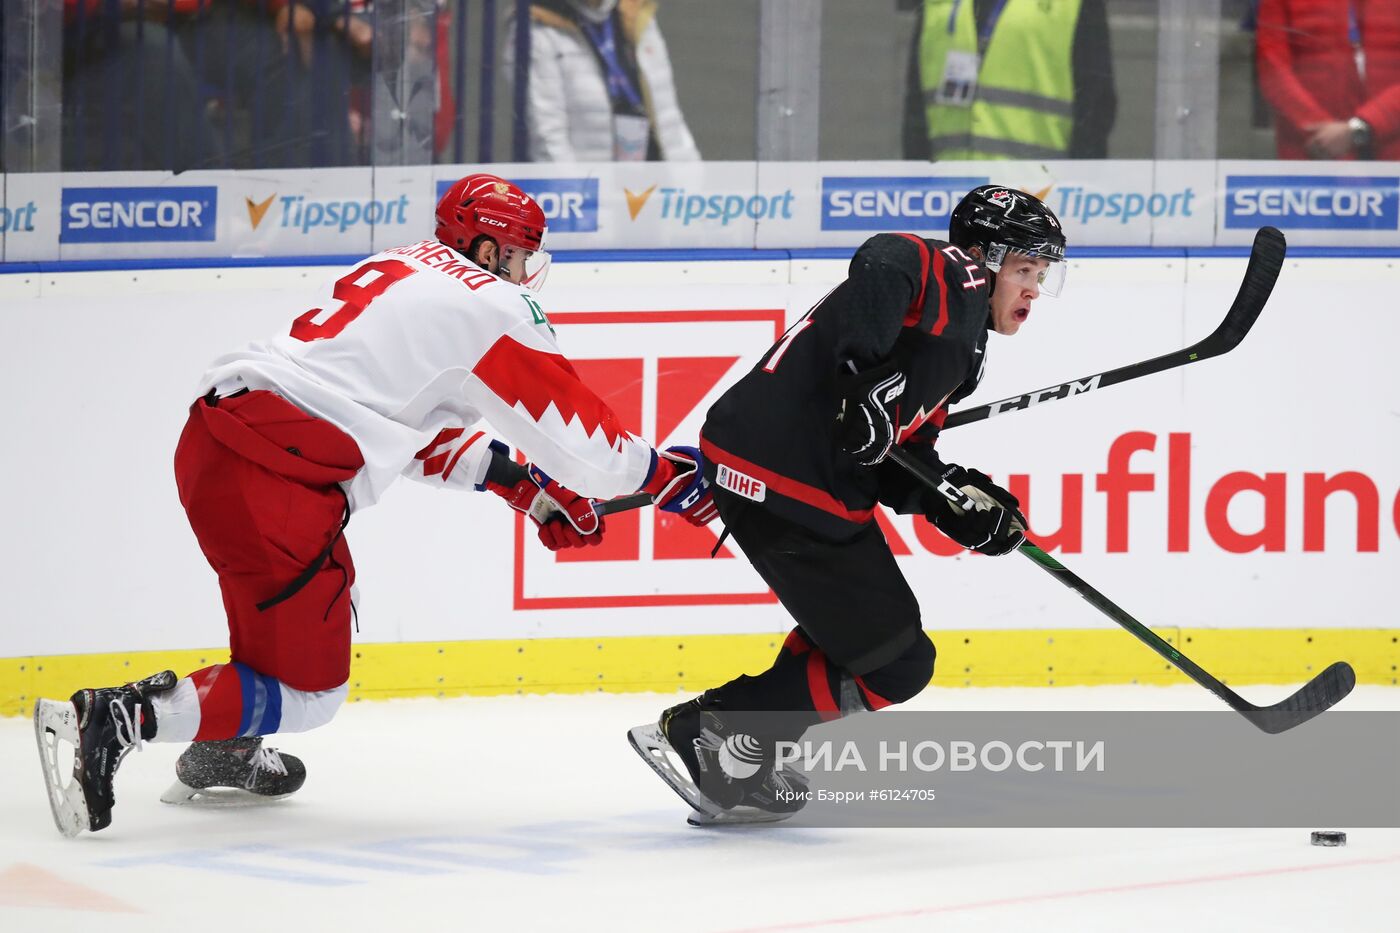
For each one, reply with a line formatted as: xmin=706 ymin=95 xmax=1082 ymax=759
xmin=931 ymin=247 xmax=950 ymax=336
xmin=894 ymin=233 xmax=930 ymax=327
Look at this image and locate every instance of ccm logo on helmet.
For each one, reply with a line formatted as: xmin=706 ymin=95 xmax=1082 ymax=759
xmin=435 ymin=177 xmax=598 ymax=234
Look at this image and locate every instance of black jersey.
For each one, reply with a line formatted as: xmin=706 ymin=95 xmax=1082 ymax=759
xmin=701 ymin=233 xmax=991 ymax=539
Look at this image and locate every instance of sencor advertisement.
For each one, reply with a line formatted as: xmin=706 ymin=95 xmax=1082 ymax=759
xmin=1225 ymin=175 xmax=1399 ymax=230
xmin=5 ymin=160 xmax=1400 ymax=262
xmin=820 ymin=176 xmax=989 ymax=231
xmin=60 ymin=185 xmax=218 ymax=243
xmin=1214 ymin=161 xmax=1400 ymax=246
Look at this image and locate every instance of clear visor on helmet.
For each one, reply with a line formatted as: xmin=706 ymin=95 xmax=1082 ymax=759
xmin=985 ymin=243 xmax=1067 ymax=297
xmin=500 ymin=243 xmax=552 ymax=293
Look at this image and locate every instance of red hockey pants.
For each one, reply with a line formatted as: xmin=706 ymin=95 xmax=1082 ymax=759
xmin=173 ymin=390 xmax=365 ymax=692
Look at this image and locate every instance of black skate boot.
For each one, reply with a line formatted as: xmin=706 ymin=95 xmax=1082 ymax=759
xmin=629 ymin=693 xmax=810 ymax=826
xmin=34 ymin=669 xmax=177 ymax=836
xmin=161 ymin=736 xmax=306 ymax=806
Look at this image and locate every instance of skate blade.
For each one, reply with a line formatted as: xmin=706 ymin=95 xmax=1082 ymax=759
xmin=627 ymin=723 xmax=731 ymax=824
xmin=33 ymin=699 xmax=90 ymax=837
xmin=686 ymin=807 xmax=797 ymax=827
xmin=160 ymin=781 xmax=294 ymax=807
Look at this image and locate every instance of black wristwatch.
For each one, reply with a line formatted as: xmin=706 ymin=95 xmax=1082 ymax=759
xmin=1348 ymin=116 xmax=1374 ymax=150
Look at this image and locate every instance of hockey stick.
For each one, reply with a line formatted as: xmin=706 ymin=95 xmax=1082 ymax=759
xmin=595 ymin=492 xmax=654 ymax=516
xmin=600 ymin=229 xmax=1282 ymax=512
xmin=942 ymin=226 xmax=1287 ymax=431
xmin=885 ymin=445 xmax=1355 ymax=734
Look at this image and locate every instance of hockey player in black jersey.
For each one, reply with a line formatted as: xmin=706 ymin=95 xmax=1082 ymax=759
xmin=629 ymin=185 xmax=1068 ymax=824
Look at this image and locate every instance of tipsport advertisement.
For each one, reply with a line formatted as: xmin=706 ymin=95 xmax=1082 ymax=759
xmin=5 ymin=160 xmax=1400 ymax=264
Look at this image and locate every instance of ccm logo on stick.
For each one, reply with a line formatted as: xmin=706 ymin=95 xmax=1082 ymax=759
xmin=987 ymin=376 xmax=1102 ymax=418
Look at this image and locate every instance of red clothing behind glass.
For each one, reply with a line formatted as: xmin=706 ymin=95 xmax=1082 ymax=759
xmin=1257 ymin=0 xmax=1400 ymax=159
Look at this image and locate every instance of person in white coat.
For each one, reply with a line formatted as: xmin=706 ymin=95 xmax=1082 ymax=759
xmin=511 ymin=0 xmax=701 ymax=162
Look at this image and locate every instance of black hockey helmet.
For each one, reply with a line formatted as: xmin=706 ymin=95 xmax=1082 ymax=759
xmin=949 ymin=185 xmax=1067 ymax=295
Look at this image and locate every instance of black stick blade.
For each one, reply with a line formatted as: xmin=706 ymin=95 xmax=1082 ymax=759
xmin=1204 ymin=226 xmax=1286 ymax=355
xmin=596 ymin=492 xmax=654 ymax=516
xmin=1241 ymin=661 xmax=1357 ymax=735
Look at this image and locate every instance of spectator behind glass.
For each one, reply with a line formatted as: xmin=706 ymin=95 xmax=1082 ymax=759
xmin=62 ymin=0 xmax=217 ymax=170
xmin=1256 ymin=0 xmax=1400 ymax=160
xmin=334 ymin=0 xmax=456 ymax=164
xmin=508 ymin=0 xmax=699 ymax=162
xmin=902 ymin=0 xmax=1116 ymax=161
xmin=194 ymin=0 xmax=355 ymax=168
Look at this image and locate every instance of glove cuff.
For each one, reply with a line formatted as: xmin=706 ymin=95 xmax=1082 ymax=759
xmin=640 ymin=450 xmax=696 ymax=501
xmin=481 ymin=440 xmax=528 ymax=492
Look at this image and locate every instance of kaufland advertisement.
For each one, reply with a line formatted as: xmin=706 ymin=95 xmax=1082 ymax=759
xmin=2 ymin=253 xmax=1396 ymax=654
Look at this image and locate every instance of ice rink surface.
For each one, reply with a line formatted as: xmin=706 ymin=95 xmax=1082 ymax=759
xmin=2 ymin=685 xmax=1397 ymax=933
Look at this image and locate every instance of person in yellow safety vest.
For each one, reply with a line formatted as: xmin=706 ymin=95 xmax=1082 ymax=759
xmin=902 ymin=0 xmax=1117 ymax=161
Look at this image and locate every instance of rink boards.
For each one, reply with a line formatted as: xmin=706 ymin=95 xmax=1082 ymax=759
xmin=0 ymin=252 xmax=1396 ymax=712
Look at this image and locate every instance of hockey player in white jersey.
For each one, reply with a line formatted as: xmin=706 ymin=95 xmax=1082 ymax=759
xmin=33 ymin=173 xmax=718 ymax=836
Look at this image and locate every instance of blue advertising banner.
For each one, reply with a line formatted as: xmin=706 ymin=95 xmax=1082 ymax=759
xmin=60 ymin=186 xmax=218 ymax=243
xmin=1225 ymin=175 xmax=1399 ymax=231
xmin=820 ymin=176 xmax=989 ymax=232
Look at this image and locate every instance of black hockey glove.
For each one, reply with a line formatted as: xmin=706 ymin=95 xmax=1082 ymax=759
xmin=836 ymin=361 xmax=907 ymax=466
xmin=925 ymin=463 xmax=1027 ymax=557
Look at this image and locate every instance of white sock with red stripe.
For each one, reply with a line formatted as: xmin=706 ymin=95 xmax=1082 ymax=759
xmin=148 ymin=663 xmax=348 ymax=743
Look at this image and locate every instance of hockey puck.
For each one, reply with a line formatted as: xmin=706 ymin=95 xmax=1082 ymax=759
xmin=1310 ymin=831 xmax=1347 ymax=847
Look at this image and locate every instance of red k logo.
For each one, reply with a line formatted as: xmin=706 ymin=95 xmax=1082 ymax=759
xmin=514 ymin=308 xmax=787 ymax=610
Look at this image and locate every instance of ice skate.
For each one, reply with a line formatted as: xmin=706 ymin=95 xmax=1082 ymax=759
xmin=161 ymin=736 xmax=306 ymax=806
xmin=33 ymin=669 xmax=177 ymax=836
xmin=628 ymin=695 xmax=809 ymax=827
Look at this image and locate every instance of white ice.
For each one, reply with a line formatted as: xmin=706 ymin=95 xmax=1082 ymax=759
xmin=2 ymin=685 xmax=1397 ymax=932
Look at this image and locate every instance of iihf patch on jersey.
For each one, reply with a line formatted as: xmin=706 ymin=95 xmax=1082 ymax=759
xmin=716 ymin=464 xmax=766 ymax=502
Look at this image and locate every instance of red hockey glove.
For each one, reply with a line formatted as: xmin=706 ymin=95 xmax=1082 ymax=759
xmin=642 ymin=445 xmax=719 ymax=527
xmin=485 ymin=447 xmax=604 ymax=551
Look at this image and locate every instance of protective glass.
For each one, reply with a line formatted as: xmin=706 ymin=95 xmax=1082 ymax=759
xmin=987 ymin=246 xmax=1066 ymax=297
xmin=501 ymin=244 xmax=552 ymax=293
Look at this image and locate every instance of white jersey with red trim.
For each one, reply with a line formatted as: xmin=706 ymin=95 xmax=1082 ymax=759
xmin=200 ymin=240 xmax=654 ymax=510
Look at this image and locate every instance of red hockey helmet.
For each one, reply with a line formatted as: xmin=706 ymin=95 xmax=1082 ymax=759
xmin=436 ymin=173 xmax=551 ymax=290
